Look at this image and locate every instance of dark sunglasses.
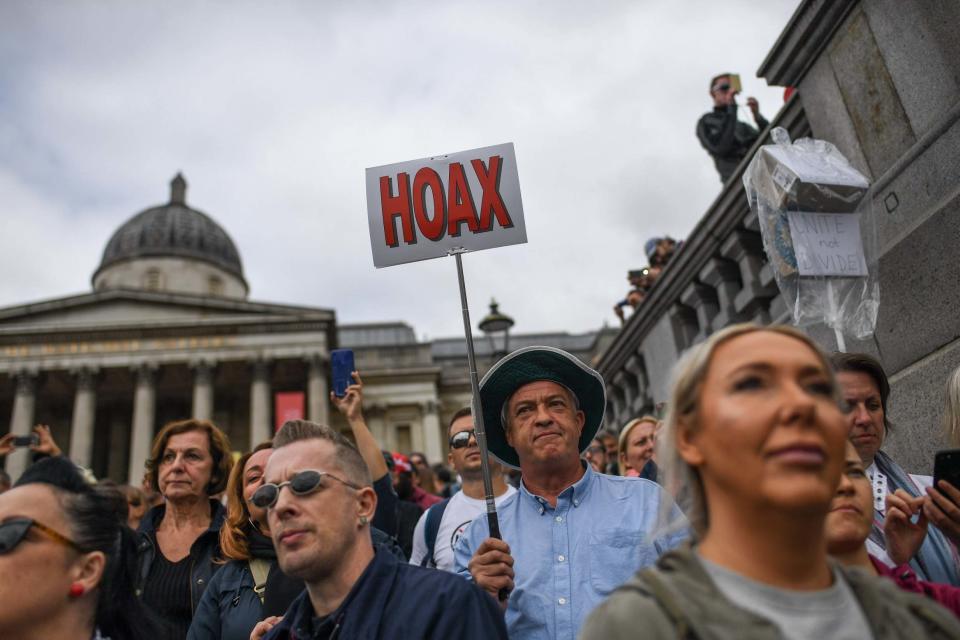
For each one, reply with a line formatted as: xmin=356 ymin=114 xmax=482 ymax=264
xmin=714 ymin=83 xmax=731 ymax=92
xmin=251 ymin=469 xmax=361 ymax=509
xmin=449 ymin=429 xmax=477 ymax=450
xmin=0 ymin=517 xmax=85 ymax=554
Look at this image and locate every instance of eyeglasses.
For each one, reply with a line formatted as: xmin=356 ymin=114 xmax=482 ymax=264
xmin=449 ymin=429 xmax=477 ymax=450
xmin=0 ymin=518 xmax=85 ymax=554
xmin=585 ymin=445 xmax=605 ymax=456
xmin=714 ymin=83 xmax=731 ymax=93
xmin=251 ymin=470 xmax=362 ymax=509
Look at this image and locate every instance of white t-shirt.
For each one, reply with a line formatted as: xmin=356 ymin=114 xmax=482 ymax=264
xmin=409 ymin=486 xmax=517 ymax=572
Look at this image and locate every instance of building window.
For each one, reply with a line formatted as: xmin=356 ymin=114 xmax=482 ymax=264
xmin=144 ymin=268 xmax=162 ymax=291
xmin=208 ymin=276 xmax=223 ymax=296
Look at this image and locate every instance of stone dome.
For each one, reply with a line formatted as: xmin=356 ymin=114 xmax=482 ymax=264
xmin=93 ymin=174 xmax=246 ymax=286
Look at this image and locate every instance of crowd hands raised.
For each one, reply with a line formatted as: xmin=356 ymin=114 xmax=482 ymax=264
xmin=4 ymin=333 xmax=960 ymax=639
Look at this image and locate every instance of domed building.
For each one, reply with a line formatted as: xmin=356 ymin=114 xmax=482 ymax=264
xmin=0 ymin=176 xmax=614 ymax=483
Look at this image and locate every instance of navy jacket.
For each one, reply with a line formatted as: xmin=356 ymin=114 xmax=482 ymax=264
xmin=187 ymin=529 xmax=407 ymax=640
xmin=264 ymin=547 xmax=508 ymax=640
xmin=136 ymin=499 xmax=227 ymax=615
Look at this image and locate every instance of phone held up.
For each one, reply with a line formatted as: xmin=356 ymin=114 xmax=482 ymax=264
xmin=331 ymin=349 xmax=356 ymax=399
xmin=12 ymin=433 xmax=40 ymax=448
xmin=933 ymin=449 xmax=960 ymax=496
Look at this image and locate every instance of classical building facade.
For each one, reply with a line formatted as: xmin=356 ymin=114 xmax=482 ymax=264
xmin=0 ymin=175 xmax=614 ymax=482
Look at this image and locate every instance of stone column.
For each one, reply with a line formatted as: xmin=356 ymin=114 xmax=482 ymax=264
xmin=307 ymin=355 xmax=329 ymax=425
xmin=420 ymin=400 xmax=443 ymax=463
xmin=191 ymin=361 xmax=215 ymax=421
xmin=128 ymin=364 xmax=157 ymax=485
xmin=69 ymin=367 xmax=98 ymax=468
xmin=249 ymin=360 xmax=272 ymax=449
xmin=6 ymin=371 xmax=38 ymax=481
xmin=366 ymin=404 xmax=389 ymax=450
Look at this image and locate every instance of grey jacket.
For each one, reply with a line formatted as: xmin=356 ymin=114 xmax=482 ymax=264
xmin=580 ymin=546 xmax=960 ymax=640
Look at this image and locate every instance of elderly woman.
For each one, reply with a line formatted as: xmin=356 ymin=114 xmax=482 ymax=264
xmin=826 ymin=439 xmax=960 ymax=616
xmin=832 ymin=352 xmax=960 ymax=585
xmin=617 ymin=416 xmax=658 ymax=480
xmin=582 ymin=324 xmax=960 ymax=638
xmin=136 ymin=419 xmax=234 ymax=640
xmin=0 ymin=456 xmax=160 ymax=639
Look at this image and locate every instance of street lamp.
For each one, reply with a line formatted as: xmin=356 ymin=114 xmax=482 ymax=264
xmin=479 ymin=298 xmax=515 ymax=361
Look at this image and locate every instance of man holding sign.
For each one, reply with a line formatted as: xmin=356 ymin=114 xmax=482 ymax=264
xmin=454 ymin=347 xmax=688 ymax=640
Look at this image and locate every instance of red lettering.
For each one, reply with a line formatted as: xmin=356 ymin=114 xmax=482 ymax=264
xmin=446 ymin=162 xmax=479 ymax=237
xmin=413 ymin=168 xmax=446 ymax=241
xmin=380 ymin=174 xmax=416 ymax=247
xmin=472 ymin=155 xmax=513 ymax=231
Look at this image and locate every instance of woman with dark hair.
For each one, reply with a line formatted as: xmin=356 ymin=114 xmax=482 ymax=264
xmin=136 ymin=418 xmax=234 ymax=640
xmin=832 ymin=352 xmax=960 ymax=585
xmin=582 ymin=324 xmax=960 ymax=638
xmin=0 ymin=456 xmax=160 ymax=639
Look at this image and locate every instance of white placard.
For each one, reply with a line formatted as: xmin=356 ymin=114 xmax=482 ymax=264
xmin=764 ymin=145 xmax=870 ymax=188
xmin=365 ymin=143 xmax=526 ymax=268
xmin=787 ymin=211 xmax=868 ymax=277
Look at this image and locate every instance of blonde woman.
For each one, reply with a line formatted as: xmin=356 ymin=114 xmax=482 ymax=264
xmin=582 ymin=323 xmax=960 ymax=639
xmin=617 ymin=416 xmax=658 ymax=479
xmin=944 ymin=364 xmax=960 ymax=447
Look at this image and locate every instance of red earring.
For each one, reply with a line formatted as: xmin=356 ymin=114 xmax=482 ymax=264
xmin=68 ymin=583 xmax=84 ymax=598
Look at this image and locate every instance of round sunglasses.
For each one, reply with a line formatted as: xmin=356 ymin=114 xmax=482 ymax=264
xmin=449 ymin=429 xmax=477 ymax=450
xmin=251 ymin=469 xmax=362 ymax=509
xmin=0 ymin=517 xmax=85 ymax=555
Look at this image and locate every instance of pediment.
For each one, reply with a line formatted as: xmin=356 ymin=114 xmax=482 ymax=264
xmin=0 ymin=290 xmax=333 ymax=334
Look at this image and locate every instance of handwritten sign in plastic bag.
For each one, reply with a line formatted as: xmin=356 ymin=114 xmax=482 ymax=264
xmin=743 ymin=128 xmax=879 ymax=342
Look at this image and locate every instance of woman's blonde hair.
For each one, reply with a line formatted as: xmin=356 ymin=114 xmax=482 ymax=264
xmin=944 ymin=365 xmax=960 ymax=447
xmin=657 ymin=323 xmax=838 ymax=539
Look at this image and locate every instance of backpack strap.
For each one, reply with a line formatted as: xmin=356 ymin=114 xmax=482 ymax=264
xmin=248 ymin=558 xmax=271 ymax=604
xmin=420 ymin=498 xmax=451 ymax=568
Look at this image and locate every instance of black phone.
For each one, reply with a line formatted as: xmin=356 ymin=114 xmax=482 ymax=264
xmin=12 ymin=433 xmax=39 ymax=447
xmin=933 ymin=449 xmax=960 ymax=491
xmin=330 ymin=349 xmax=356 ymax=398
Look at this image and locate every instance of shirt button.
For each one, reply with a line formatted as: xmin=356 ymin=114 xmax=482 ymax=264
xmin=555 ymin=516 xmax=562 ymax=523
xmin=558 ymin=555 xmax=565 ymax=562
xmin=558 ymin=598 xmax=567 ymax=605
xmin=538 ymin=507 xmax=545 ymax=515
xmin=573 ymin=499 xmax=580 ymax=506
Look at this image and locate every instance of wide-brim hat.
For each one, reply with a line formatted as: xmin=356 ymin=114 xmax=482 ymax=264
xmin=478 ymin=346 xmax=606 ymax=470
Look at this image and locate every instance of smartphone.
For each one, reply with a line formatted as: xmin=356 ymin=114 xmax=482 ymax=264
xmin=729 ymin=73 xmax=742 ymax=93
xmin=330 ymin=349 xmax=356 ymax=398
xmin=933 ymin=449 xmax=960 ymax=491
xmin=12 ymin=433 xmax=39 ymax=447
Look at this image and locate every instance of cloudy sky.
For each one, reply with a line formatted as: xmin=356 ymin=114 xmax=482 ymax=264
xmin=0 ymin=1 xmax=798 ymax=341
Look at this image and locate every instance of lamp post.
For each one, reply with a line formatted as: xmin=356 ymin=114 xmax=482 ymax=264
xmin=479 ymin=299 xmax=515 ymax=361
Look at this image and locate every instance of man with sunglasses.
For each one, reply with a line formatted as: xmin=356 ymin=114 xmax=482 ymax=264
xmin=410 ymin=407 xmax=516 ymax=571
xmin=253 ymin=419 xmax=507 ymax=640
xmin=696 ymin=71 xmax=769 ymax=183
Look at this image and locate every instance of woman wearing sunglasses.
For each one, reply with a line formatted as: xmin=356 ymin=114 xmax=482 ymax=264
xmin=0 ymin=455 xmax=159 ymax=639
xmin=582 ymin=324 xmax=960 ymax=639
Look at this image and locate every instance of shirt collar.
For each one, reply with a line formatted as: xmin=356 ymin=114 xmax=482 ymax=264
xmin=519 ymin=461 xmax=594 ymax=514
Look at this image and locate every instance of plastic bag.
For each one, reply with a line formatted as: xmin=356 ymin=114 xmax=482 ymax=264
xmin=743 ymin=127 xmax=879 ymax=340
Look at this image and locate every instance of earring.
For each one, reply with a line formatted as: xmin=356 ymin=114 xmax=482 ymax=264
xmin=68 ymin=583 xmax=85 ymax=598
xmin=359 ymin=516 xmax=368 ymax=526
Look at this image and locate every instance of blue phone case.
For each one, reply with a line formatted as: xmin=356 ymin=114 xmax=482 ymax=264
xmin=331 ymin=349 xmax=355 ymax=397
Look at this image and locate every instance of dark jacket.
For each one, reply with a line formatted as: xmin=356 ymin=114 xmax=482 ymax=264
xmin=264 ymin=547 xmax=508 ymax=640
xmin=186 ymin=528 xmax=409 ymax=640
xmin=136 ymin=499 xmax=226 ymax=616
xmin=871 ymin=555 xmax=960 ymax=618
xmin=696 ymin=103 xmax=769 ymax=183
xmin=581 ymin=545 xmax=960 ymax=640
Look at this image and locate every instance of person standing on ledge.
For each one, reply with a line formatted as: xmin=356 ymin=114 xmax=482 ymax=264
xmin=696 ymin=72 xmax=769 ymax=183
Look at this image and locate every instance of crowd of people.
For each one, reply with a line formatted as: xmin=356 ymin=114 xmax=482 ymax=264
xmin=3 ymin=328 xmax=960 ymax=639
xmin=613 ymin=236 xmax=679 ymax=324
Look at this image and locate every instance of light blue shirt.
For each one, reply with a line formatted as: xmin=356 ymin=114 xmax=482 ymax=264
xmin=454 ymin=464 xmax=688 ymax=640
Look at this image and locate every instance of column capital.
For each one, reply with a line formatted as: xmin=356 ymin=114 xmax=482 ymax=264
xmin=419 ymin=399 xmax=439 ymax=414
xmin=189 ymin=358 xmax=217 ymax=371
xmin=250 ymin=358 xmax=273 ymax=379
xmin=70 ymin=366 xmax=101 ymax=391
xmin=131 ymin=362 xmax=159 ymax=384
xmin=305 ymin=353 xmax=329 ymax=370
xmin=13 ymin=368 xmax=40 ymax=392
